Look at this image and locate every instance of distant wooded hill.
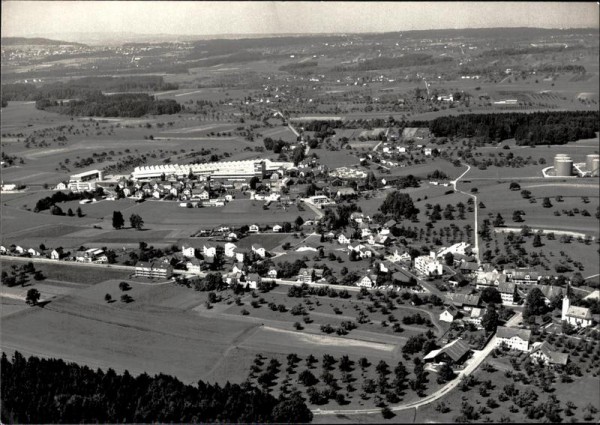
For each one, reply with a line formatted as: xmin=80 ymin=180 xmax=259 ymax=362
xmin=1 ymin=37 xmax=87 ymax=47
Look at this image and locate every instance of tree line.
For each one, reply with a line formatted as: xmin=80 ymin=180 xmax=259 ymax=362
xmin=1 ymin=351 xmax=313 ymax=423
xmin=1 ymin=76 xmax=178 ymax=103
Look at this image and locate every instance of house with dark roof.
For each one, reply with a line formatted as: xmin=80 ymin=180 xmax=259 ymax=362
xmin=529 ymin=341 xmax=569 ymax=367
xmin=424 ymin=339 xmax=471 ymax=365
xmin=498 ymin=281 xmax=517 ymax=305
xmin=496 ymin=326 xmax=531 ymax=352
xmin=446 ymin=293 xmax=481 ymax=311
xmin=504 ymin=268 xmax=541 ymax=285
xmin=439 ymin=305 xmax=459 ymax=323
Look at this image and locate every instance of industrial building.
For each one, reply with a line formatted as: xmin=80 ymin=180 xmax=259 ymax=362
xmin=68 ymin=169 xmax=104 ymax=192
xmin=130 ymin=159 xmax=293 ymax=181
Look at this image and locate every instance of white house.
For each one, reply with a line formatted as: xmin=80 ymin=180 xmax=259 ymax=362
xmin=268 ymin=269 xmax=278 ymax=279
xmin=357 ymin=274 xmax=378 ymax=288
xmin=13 ymin=246 xmax=24 ymax=254
xmin=186 ymin=258 xmax=202 ymax=274
xmin=249 ymin=224 xmax=260 ymax=233
xmin=181 ymin=245 xmax=197 ymax=258
xmin=272 ymin=224 xmax=282 ymax=233
xmin=245 ymin=273 xmax=261 ymax=289
xmin=348 ymin=243 xmax=372 ymax=259
xmin=498 ymin=282 xmax=517 ymax=305
xmin=27 ymin=248 xmax=41 ymax=257
xmin=337 ymin=232 xmax=352 ymax=245
xmin=50 ymin=249 xmax=61 ymax=260
xmin=414 ymin=252 xmax=443 ymax=276
xmin=224 ymin=243 xmax=237 ymax=258
xmin=562 ymin=295 xmax=593 ymax=328
xmin=496 ymin=326 xmax=531 ymax=352
xmin=251 ymin=245 xmax=267 ymax=258
xmin=203 ymin=244 xmax=217 ymax=258
xmin=439 ymin=306 xmax=459 ymax=323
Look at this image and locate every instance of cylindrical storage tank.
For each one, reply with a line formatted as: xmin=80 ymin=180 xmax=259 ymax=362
xmin=592 ymin=158 xmax=600 ymax=176
xmin=586 ymin=154 xmax=599 ymax=172
xmin=554 ymin=154 xmax=570 ymax=173
xmin=555 ymin=158 xmax=573 ymax=177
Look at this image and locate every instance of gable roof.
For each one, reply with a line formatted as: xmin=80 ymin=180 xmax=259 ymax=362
xmin=497 ymin=326 xmax=531 ymax=341
xmin=498 ymin=282 xmax=516 ymax=294
xmin=442 ymin=305 xmax=459 ymax=317
xmin=446 ymin=293 xmax=481 ymax=307
xmin=566 ymin=305 xmax=592 ymax=320
xmin=424 ymin=339 xmax=471 ymax=362
xmin=531 ymin=341 xmax=569 ymax=365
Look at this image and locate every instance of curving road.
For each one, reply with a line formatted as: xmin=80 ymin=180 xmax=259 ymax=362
xmin=312 ymin=335 xmax=498 ymax=416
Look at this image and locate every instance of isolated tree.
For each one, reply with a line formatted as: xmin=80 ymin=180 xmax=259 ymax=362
xmin=129 ymin=213 xmax=144 ymax=230
xmin=542 ymin=197 xmax=552 ymax=208
xmin=481 ymin=304 xmax=499 ymax=333
xmin=67 ymin=208 xmax=74 ymax=217
xmin=438 ymin=362 xmax=456 ymax=383
xmin=119 ymin=281 xmax=131 ymax=291
xmin=249 ymin=176 xmax=260 ymax=190
xmin=112 ymin=211 xmax=125 ymax=229
xmin=481 ymin=287 xmax=502 ymax=305
xmin=509 ymin=182 xmax=521 ymax=191
xmin=25 ymin=288 xmax=40 ymax=306
xmin=524 ymin=287 xmax=546 ymax=319
xmin=104 ymin=293 xmax=112 ymax=303
xmin=444 ymin=252 xmax=454 ymax=266
xmin=493 ymin=213 xmax=505 ymax=227
xmin=76 ymin=207 xmax=83 ymax=217
xmin=532 ymin=234 xmax=543 ymax=247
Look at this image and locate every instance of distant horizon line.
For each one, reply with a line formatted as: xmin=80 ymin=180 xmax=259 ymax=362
xmin=4 ymin=25 xmax=599 ymax=41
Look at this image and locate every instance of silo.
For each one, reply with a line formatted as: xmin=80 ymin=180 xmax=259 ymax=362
xmin=554 ymin=154 xmax=568 ymax=170
xmin=586 ymin=154 xmax=599 ymax=173
xmin=591 ymin=158 xmax=599 ymax=176
xmin=555 ymin=158 xmax=573 ymax=177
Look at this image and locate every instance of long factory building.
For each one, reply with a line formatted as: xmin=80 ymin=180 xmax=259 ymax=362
xmin=130 ymin=159 xmax=294 ymax=181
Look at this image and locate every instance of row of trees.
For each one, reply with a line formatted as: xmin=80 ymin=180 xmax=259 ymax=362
xmin=34 ymin=188 xmax=104 ymax=213
xmin=0 ymin=352 xmax=312 ymax=423
xmin=112 ymin=211 xmax=144 ymax=230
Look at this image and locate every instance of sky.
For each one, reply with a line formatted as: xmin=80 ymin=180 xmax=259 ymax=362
xmin=2 ymin=1 xmax=598 ymax=40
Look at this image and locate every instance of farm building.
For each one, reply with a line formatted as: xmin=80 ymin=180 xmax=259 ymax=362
xmin=529 ymin=342 xmax=569 ymax=367
xmin=424 ymin=339 xmax=471 ymax=365
xmin=496 ymin=326 xmax=531 ymax=352
xmin=446 ymin=293 xmax=481 ymax=311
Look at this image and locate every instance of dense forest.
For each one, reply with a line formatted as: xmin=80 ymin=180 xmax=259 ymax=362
xmin=1 ymin=352 xmax=313 ymax=423
xmin=35 ymin=92 xmax=181 ymax=117
xmin=428 ymin=111 xmax=599 ymax=145
xmin=1 ymin=76 xmax=178 ymax=102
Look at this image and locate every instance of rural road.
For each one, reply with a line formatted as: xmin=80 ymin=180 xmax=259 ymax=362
xmin=451 ymin=165 xmax=480 ymax=265
xmin=313 ymin=335 xmax=498 ymax=416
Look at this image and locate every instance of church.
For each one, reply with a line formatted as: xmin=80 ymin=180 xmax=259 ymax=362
xmin=561 ymin=294 xmax=593 ymax=328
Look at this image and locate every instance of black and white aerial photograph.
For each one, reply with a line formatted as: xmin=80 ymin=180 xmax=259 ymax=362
xmin=1 ymin=1 xmax=599 ymax=423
